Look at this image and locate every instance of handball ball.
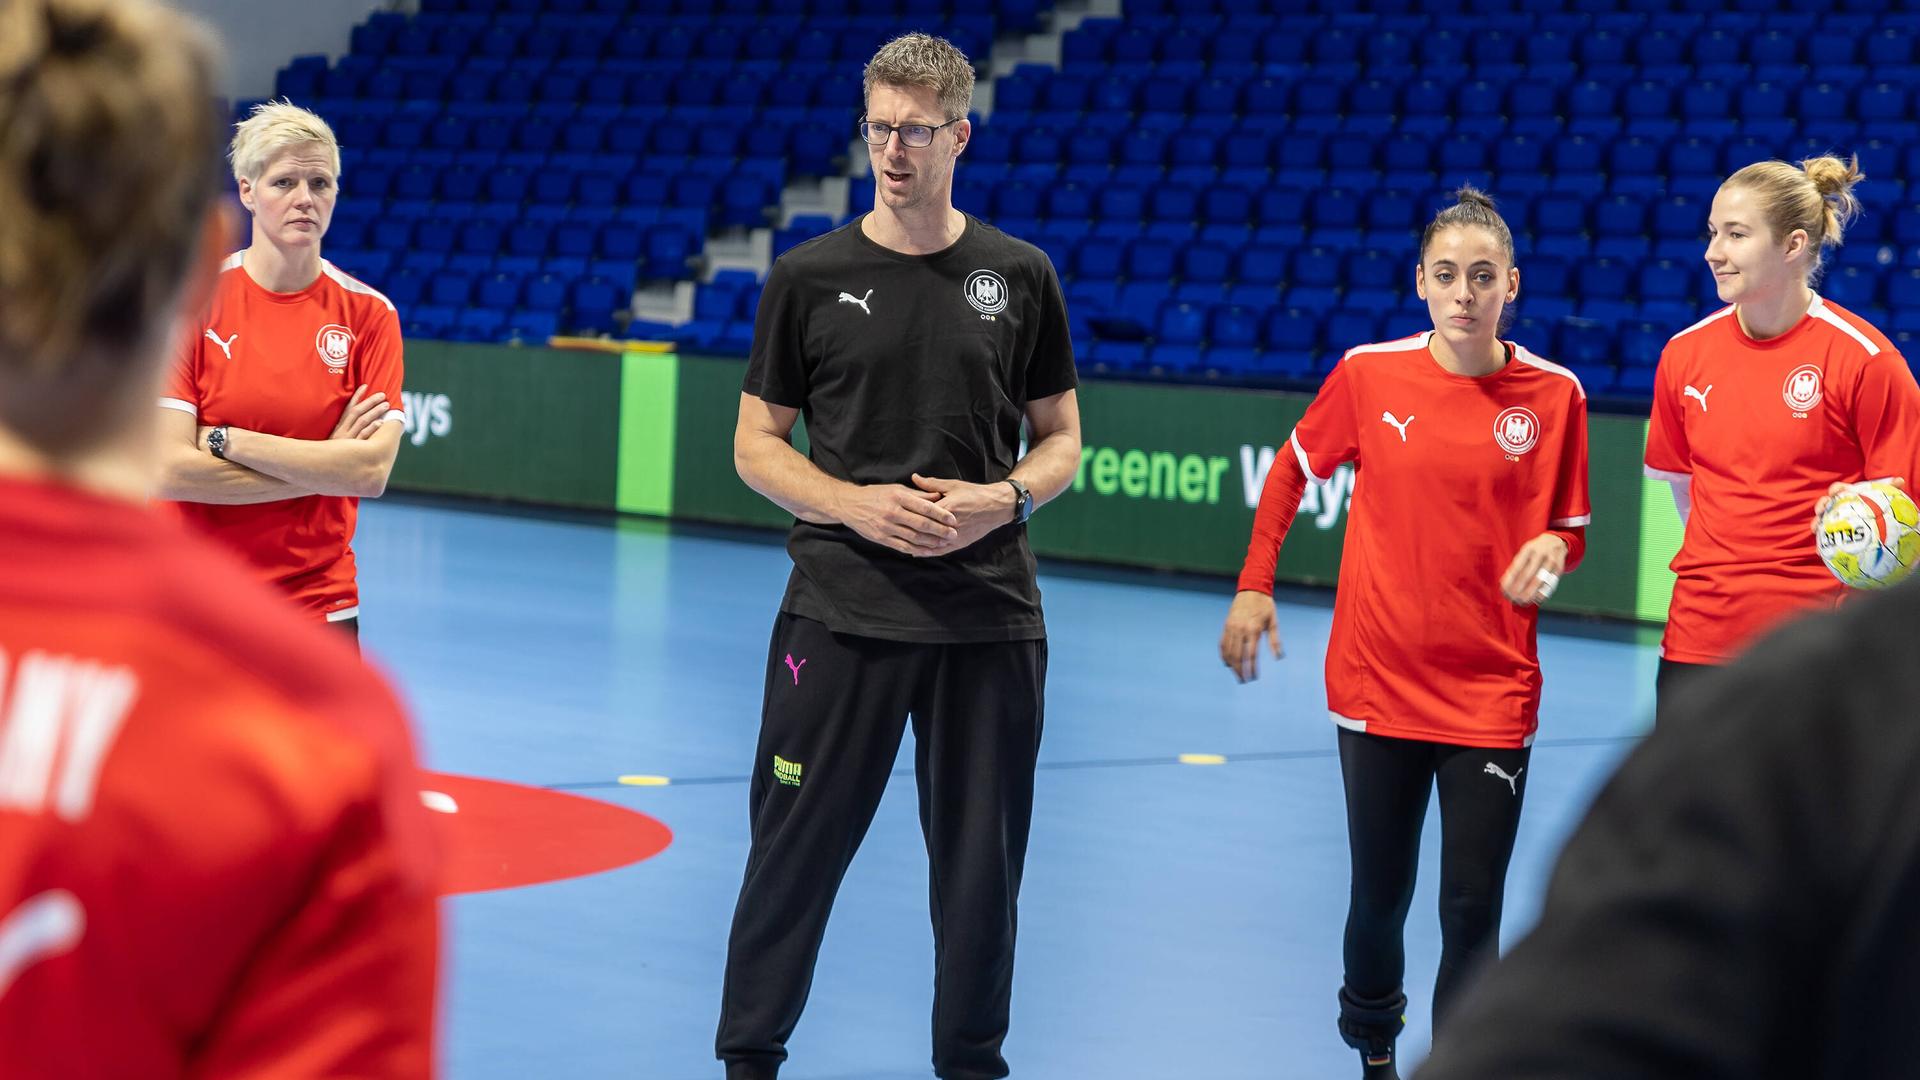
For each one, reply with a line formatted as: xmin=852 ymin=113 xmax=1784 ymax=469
xmin=1816 ymin=480 xmax=1920 ymax=590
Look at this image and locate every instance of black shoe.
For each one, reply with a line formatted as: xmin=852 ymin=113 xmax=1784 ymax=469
xmin=1360 ymin=1048 xmax=1399 ymax=1080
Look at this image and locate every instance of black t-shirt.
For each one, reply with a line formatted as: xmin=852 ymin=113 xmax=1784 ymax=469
xmin=742 ymin=214 xmax=1077 ymax=643
xmin=1419 ymin=581 xmax=1920 ymax=1080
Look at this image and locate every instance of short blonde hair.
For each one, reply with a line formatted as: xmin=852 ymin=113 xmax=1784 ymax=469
xmin=230 ymin=99 xmax=340 ymax=184
xmin=863 ymin=33 xmax=975 ymax=123
xmin=0 ymin=0 xmax=221 ymax=422
xmin=1723 ymin=155 xmax=1865 ymax=284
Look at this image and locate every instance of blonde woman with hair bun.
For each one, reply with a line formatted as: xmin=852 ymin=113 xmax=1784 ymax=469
xmin=154 ymin=98 xmax=407 ymax=643
xmin=0 ymin=0 xmax=437 ymax=1074
xmin=1644 ymin=155 xmax=1920 ymax=716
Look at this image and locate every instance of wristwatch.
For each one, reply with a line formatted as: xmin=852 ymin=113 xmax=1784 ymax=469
xmin=206 ymin=425 xmax=230 ymax=460
xmin=1005 ymin=477 xmax=1032 ymax=524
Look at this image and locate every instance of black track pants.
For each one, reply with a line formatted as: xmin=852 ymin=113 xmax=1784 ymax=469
xmin=717 ymin=613 xmax=1046 ymax=1080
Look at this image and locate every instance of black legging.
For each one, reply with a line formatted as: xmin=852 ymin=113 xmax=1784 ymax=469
xmin=1337 ymin=727 xmax=1531 ymax=1046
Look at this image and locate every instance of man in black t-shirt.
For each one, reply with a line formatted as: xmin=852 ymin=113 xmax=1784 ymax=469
xmin=1416 ymin=580 xmax=1920 ymax=1080
xmin=714 ymin=33 xmax=1081 ymax=1080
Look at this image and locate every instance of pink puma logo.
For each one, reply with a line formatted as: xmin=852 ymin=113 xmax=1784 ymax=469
xmin=785 ymin=654 xmax=807 ymax=685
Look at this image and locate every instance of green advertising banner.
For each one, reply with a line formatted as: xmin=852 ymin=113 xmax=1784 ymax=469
xmin=1028 ymin=378 xmax=1644 ymax=618
xmin=391 ymin=341 xmax=621 ymax=509
xmin=670 ymin=355 xmax=1648 ymax=619
xmin=670 ymin=354 xmax=807 ymax=530
xmin=1635 ymin=420 xmax=1688 ymax=622
xmin=617 ymin=351 xmax=677 ymax=517
xmin=388 ymin=345 xmax=1665 ymax=622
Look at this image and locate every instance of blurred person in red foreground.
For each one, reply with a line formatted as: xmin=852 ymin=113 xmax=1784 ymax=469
xmin=0 ymin=0 xmax=438 ymax=1074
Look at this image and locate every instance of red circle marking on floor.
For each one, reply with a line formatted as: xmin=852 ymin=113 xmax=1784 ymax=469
xmin=420 ymin=772 xmax=673 ymax=895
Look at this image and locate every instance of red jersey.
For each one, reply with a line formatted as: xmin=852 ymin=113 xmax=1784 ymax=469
xmin=161 ymin=254 xmax=406 ymax=620
xmin=0 ymin=476 xmax=438 ymax=1077
xmin=1645 ymin=296 xmax=1920 ymax=664
xmin=1277 ymin=335 xmax=1590 ymax=748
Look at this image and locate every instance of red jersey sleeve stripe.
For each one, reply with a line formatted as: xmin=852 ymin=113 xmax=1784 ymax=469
xmin=320 ymin=262 xmax=397 ymax=312
xmin=1511 ymin=346 xmax=1587 ymax=398
xmin=158 ymin=398 xmax=197 ymax=416
xmin=1341 ymin=335 xmax=1429 ymax=362
xmin=1668 ymin=305 xmax=1736 ymax=343
xmin=1551 ymin=514 xmax=1592 ymax=527
xmin=1808 ymin=294 xmax=1881 ymax=355
xmin=1288 ymin=431 xmax=1332 ymax=485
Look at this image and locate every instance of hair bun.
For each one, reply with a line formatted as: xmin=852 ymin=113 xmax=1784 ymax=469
xmin=1453 ymin=185 xmax=1498 ymax=212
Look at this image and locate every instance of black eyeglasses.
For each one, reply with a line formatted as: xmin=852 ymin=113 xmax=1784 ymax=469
xmin=857 ymin=117 xmax=962 ymax=148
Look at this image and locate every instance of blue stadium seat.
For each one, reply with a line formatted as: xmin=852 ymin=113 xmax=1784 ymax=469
xmin=645 ymin=226 xmax=700 ymax=280
xmin=1157 ymin=302 xmax=1207 ymax=347
xmin=1822 ymin=266 xmax=1880 ymax=311
xmin=1535 ymin=194 xmax=1587 ymax=237
xmin=1237 ymin=247 xmax=1287 ymax=288
xmin=1345 ymin=250 xmax=1399 ymax=297
xmin=1638 ymin=259 xmax=1693 ymax=303
xmin=1128 ymin=240 xmax=1177 ymax=282
xmin=1076 ymin=238 xmax=1125 ymax=281
xmin=1568 ymin=81 xmax=1617 ymax=118
xmin=427 ymin=271 xmax=474 ymax=308
xmin=382 ymin=267 xmax=426 ymax=309
xmin=522 ymin=273 xmax=567 ymax=312
xmin=1181 ymin=244 xmax=1234 ymax=284
xmin=452 ymin=307 xmax=507 ymax=342
xmin=1550 ymin=136 xmax=1605 ymax=177
xmin=474 ymin=272 xmax=523 ymax=310
xmin=1557 ymin=318 xmax=1616 ymax=369
xmin=1887 ymin=269 xmax=1920 ymax=311
xmin=1522 ymin=255 xmax=1571 ymax=298
xmin=1797 ymin=83 xmax=1851 ymax=123
xmin=406 ymin=304 xmax=456 ymax=339
xmin=1324 ymin=309 xmax=1380 ymax=350
xmin=1150 ymin=186 xmax=1200 ymax=224
xmin=567 ymin=277 xmax=623 ymax=335
xmin=412 ymin=220 xmax=457 ymax=254
xmin=1264 ymin=308 xmax=1319 ymax=353
xmin=1857 ymin=82 xmax=1910 ymax=122
xmin=1866 ymin=28 xmax=1916 ymax=65
xmin=1210 ymin=305 xmax=1261 ymax=350
xmin=1615 ymin=364 xmax=1657 ymax=396
xmin=1619 ymin=322 xmax=1666 ymax=367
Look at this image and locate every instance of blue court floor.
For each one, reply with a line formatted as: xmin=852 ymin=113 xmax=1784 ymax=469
xmin=354 ymin=496 xmax=1658 ymax=1080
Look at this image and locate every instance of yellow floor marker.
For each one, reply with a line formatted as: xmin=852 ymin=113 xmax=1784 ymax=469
xmin=1178 ymin=753 xmax=1227 ymax=766
xmin=618 ymin=775 xmax=671 ymax=787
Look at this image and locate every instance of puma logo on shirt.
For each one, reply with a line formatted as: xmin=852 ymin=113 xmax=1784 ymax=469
xmin=1483 ymin=762 xmax=1524 ymax=795
xmin=204 ymin=329 xmax=238 ymax=361
xmin=784 ymin=654 xmax=807 ymax=685
xmin=836 ymin=289 xmax=873 ymax=315
xmin=1381 ymin=411 xmax=1414 ymax=442
xmin=1684 ymin=384 xmax=1712 ymax=412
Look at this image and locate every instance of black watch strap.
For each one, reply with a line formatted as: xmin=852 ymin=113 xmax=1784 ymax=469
xmin=1005 ymin=477 xmax=1032 ymax=524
